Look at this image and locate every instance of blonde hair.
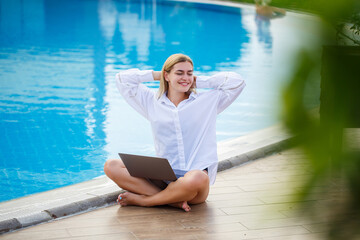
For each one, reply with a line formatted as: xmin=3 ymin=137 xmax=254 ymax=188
xmin=157 ymin=53 xmax=196 ymax=99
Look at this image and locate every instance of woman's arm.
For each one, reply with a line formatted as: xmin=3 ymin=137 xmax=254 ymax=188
xmin=116 ymin=69 xmax=154 ymax=87
xmin=152 ymin=71 xmax=161 ymax=81
xmin=195 ymin=72 xmax=246 ymax=114
xmin=116 ymin=69 xmax=155 ymax=119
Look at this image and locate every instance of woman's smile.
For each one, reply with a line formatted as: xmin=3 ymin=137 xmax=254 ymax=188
xmin=179 ymin=81 xmax=190 ymax=87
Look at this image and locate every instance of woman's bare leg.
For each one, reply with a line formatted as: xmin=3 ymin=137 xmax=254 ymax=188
xmin=117 ymin=170 xmax=209 ymax=211
xmin=104 ymin=159 xmax=161 ymax=196
xmin=104 ymin=159 xmax=189 ymax=210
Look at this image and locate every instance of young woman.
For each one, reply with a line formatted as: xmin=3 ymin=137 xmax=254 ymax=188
xmin=104 ymin=54 xmax=245 ymax=211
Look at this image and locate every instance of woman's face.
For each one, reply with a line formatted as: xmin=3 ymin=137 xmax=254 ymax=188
xmin=165 ymin=61 xmax=194 ymax=94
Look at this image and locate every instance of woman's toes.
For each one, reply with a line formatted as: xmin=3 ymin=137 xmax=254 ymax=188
xmin=182 ymin=201 xmax=191 ymax=212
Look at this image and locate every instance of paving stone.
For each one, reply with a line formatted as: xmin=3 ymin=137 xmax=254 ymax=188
xmin=45 ymin=202 xmax=82 ymax=219
xmin=17 ymin=211 xmax=52 ymax=228
xmin=218 ymin=160 xmax=233 ymax=172
xmin=228 ymin=154 xmax=249 ymax=166
xmin=246 ymin=148 xmax=265 ymax=160
xmin=0 ymin=218 xmax=21 ymax=234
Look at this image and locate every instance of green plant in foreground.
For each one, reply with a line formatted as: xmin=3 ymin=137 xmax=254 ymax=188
xmin=226 ymin=0 xmax=360 ymax=238
xmin=283 ymin=47 xmax=360 ymax=239
xmin=279 ymin=0 xmax=360 ymax=239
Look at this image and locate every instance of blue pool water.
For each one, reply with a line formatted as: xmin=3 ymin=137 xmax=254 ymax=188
xmin=0 ymin=0 xmax=320 ymax=202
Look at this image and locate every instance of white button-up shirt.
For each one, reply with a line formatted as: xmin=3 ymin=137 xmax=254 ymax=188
xmin=116 ymin=69 xmax=246 ymax=185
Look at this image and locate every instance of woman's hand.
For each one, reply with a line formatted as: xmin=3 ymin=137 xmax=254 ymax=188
xmin=191 ymin=75 xmax=197 ymax=89
xmin=152 ymin=71 xmax=161 ymax=81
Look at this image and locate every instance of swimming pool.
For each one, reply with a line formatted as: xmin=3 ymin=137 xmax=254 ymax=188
xmin=0 ymin=0 xmax=320 ymax=202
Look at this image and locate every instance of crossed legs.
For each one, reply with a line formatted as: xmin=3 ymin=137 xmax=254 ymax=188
xmin=103 ymin=159 xmax=209 ymax=212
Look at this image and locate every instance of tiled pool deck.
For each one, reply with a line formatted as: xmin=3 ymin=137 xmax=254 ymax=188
xmin=1 ymin=142 xmax=329 ymax=239
xmin=1 ymin=125 xmax=359 ymax=239
xmin=0 ymin=124 xmax=291 ymax=235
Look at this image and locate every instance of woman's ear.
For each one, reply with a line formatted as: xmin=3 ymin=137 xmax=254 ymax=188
xmin=164 ymin=71 xmax=169 ymax=82
xmin=191 ymin=75 xmax=197 ymax=89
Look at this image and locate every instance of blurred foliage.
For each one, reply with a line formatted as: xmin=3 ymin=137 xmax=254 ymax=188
xmin=230 ymin=0 xmax=360 ymax=44
xmin=284 ymin=46 xmax=360 ymax=240
xmin=336 ymin=12 xmax=360 ymax=45
xmin=226 ymin=0 xmax=360 ymax=239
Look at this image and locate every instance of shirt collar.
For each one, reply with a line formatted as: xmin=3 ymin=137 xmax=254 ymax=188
xmin=158 ymin=92 xmax=171 ymax=105
xmin=159 ymin=91 xmax=198 ymax=105
xmin=189 ymin=91 xmax=198 ymax=99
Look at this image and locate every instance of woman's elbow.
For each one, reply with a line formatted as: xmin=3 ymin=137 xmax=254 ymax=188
xmin=227 ymin=72 xmax=246 ymax=89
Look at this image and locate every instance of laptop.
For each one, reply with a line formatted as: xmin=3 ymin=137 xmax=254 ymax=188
xmin=118 ymin=153 xmax=177 ymax=181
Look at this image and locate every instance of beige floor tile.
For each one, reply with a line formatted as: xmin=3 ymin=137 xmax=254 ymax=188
xmin=239 ymin=216 xmax=323 ymax=230
xmin=239 ymin=181 xmax=301 ymax=192
xmin=211 ymin=180 xmax=245 ymax=188
xmin=196 ymin=226 xmax=310 ymax=240
xmin=181 ymin=222 xmax=248 ymax=233
xmin=207 ymin=191 xmax=262 ymax=202
xmin=134 ymin=230 xmax=204 ymax=240
xmin=234 ymin=177 xmax=282 ymax=186
xmin=59 ymin=233 xmax=137 ymax=240
xmin=209 ymin=186 xmax=243 ymax=194
xmin=220 ymin=202 xmax=297 ymax=215
xmin=0 ymin=229 xmax=71 ymax=240
xmin=265 ymin=233 xmax=325 ymax=240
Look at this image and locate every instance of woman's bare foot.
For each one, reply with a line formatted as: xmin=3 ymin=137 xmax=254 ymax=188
xmin=117 ymin=192 xmax=191 ymax=212
xmin=169 ymin=201 xmax=191 ymax=212
xmin=117 ymin=192 xmax=146 ymax=207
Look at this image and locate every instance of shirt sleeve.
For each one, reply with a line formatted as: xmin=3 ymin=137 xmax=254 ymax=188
xmin=195 ymin=72 xmax=246 ymax=114
xmin=116 ymin=69 xmax=155 ymax=120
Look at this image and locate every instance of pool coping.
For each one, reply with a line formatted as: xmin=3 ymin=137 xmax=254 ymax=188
xmin=0 ymin=123 xmax=293 ymax=234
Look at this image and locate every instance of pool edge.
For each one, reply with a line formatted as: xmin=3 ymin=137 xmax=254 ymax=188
xmin=0 ymin=123 xmax=293 ymax=234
